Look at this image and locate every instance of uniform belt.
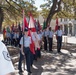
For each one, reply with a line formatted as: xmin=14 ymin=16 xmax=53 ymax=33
xmin=25 ymin=47 xmax=29 ymax=48
xmin=49 ymin=37 xmax=52 ymax=38
xmin=44 ymin=37 xmax=47 ymax=38
xmin=58 ymin=36 xmax=62 ymax=37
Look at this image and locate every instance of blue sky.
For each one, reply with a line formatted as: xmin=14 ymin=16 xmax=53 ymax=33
xmin=34 ymin=0 xmax=46 ymax=10
xmin=25 ymin=0 xmax=46 ymax=10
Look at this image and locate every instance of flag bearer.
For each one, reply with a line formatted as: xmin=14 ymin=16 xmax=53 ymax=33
xmin=19 ymin=28 xmax=32 ymax=74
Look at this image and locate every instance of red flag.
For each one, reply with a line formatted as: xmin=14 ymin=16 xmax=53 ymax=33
xmin=29 ymin=13 xmax=36 ymax=32
xmin=3 ymin=28 xmax=6 ymax=34
xmin=55 ymin=18 xmax=58 ymax=31
xmin=22 ymin=10 xmax=28 ymax=31
xmin=28 ymin=13 xmax=40 ymax=51
xmin=22 ymin=16 xmax=28 ymax=31
xmin=28 ymin=30 xmax=35 ymax=54
xmin=38 ymin=20 xmax=42 ymax=30
xmin=55 ymin=18 xmax=59 ymax=39
xmin=3 ymin=28 xmax=6 ymax=39
xmin=24 ymin=16 xmax=28 ymax=28
xmin=11 ymin=23 xmax=14 ymax=31
xmin=28 ymin=13 xmax=36 ymax=54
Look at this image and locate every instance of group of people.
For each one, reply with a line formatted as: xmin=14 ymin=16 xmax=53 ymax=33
xmin=1 ymin=22 xmax=63 ymax=75
xmin=18 ymin=28 xmax=42 ymax=74
xmin=43 ymin=25 xmax=63 ymax=53
xmin=3 ymin=24 xmax=22 ymax=47
xmin=18 ymin=25 xmax=63 ymax=74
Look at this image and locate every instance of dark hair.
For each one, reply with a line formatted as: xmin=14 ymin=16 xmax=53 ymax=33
xmin=49 ymin=27 xmax=51 ymax=31
xmin=24 ymin=28 xmax=28 ymax=32
xmin=58 ymin=26 xmax=60 ymax=29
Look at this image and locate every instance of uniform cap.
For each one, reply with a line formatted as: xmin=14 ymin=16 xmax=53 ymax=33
xmin=24 ymin=28 xmax=28 ymax=32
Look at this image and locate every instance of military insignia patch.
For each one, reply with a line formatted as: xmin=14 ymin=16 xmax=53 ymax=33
xmin=2 ymin=51 xmax=11 ymax=61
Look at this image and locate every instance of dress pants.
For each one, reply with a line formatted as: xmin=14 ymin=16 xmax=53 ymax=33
xmin=23 ymin=47 xmax=31 ymax=72
xmin=18 ymin=51 xmax=24 ymax=71
xmin=48 ymin=38 xmax=53 ymax=51
xmin=57 ymin=36 xmax=62 ymax=52
xmin=44 ymin=37 xmax=47 ymax=50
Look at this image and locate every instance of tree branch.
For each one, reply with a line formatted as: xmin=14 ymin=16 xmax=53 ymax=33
xmin=11 ymin=0 xmax=23 ymax=9
xmin=61 ymin=11 xmax=69 ymax=17
xmin=5 ymin=0 xmax=22 ymax=14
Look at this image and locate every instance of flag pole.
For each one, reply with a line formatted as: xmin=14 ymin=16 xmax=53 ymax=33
xmin=23 ymin=10 xmax=25 ymax=32
xmin=23 ymin=10 xmax=25 ymax=54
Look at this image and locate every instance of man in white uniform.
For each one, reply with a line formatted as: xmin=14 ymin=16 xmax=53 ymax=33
xmin=55 ymin=26 xmax=63 ymax=53
xmin=43 ymin=28 xmax=49 ymax=51
xmin=48 ymin=27 xmax=53 ymax=52
xmin=0 ymin=40 xmax=15 ymax=75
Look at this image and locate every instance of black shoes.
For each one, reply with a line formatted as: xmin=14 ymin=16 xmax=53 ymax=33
xmin=49 ymin=50 xmax=53 ymax=52
xmin=18 ymin=69 xmax=32 ymax=74
xmin=19 ymin=70 xmax=23 ymax=73
xmin=28 ymin=71 xmax=32 ymax=74
xmin=58 ymin=51 xmax=61 ymax=53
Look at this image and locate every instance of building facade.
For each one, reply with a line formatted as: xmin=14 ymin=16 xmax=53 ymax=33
xmin=38 ymin=14 xmax=76 ymax=36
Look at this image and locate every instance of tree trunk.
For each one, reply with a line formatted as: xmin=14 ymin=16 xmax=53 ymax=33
xmin=73 ymin=0 xmax=76 ymax=19
xmin=46 ymin=11 xmax=57 ymax=26
xmin=0 ymin=7 xmax=4 ymax=32
xmin=46 ymin=0 xmax=61 ymax=26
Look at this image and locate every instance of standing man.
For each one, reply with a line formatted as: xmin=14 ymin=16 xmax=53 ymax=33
xmin=19 ymin=28 xmax=32 ymax=74
xmin=16 ymin=31 xmax=19 ymax=47
xmin=48 ymin=27 xmax=53 ymax=52
xmin=43 ymin=28 xmax=48 ymax=51
xmin=6 ymin=26 xmax=11 ymax=45
xmin=0 ymin=40 xmax=15 ymax=75
xmin=13 ymin=31 xmax=17 ymax=47
xmin=55 ymin=26 xmax=63 ymax=53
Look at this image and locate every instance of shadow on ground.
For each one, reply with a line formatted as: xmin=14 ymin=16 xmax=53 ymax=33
xmin=8 ymin=44 xmax=76 ymax=75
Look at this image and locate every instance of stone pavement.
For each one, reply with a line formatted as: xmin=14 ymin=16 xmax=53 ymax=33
xmin=12 ymin=45 xmax=76 ymax=75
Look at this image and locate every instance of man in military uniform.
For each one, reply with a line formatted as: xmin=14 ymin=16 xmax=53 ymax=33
xmin=56 ymin=26 xmax=63 ymax=53
xmin=43 ymin=28 xmax=48 ymax=51
xmin=48 ymin=27 xmax=53 ymax=52
xmin=19 ymin=28 xmax=32 ymax=74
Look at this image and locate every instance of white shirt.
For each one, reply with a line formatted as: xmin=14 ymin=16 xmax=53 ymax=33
xmin=41 ymin=31 xmax=44 ymax=37
xmin=37 ymin=34 xmax=41 ymax=41
xmin=43 ymin=30 xmax=49 ymax=37
xmin=6 ymin=32 xmax=11 ymax=38
xmin=38 ymin=33 xmax=42 ymax=40
xmin=0 ymin=41 xmax=14 ymax=75
xmin=49 ymin=31 xmax=53 ymax=38
xmin=31 ymin=32 xmax=40 ymax=49
xmin=31 ymin=32 xmax=40 ymax=41
xmin=55 ymin=30 xmax=63 ymax=36
xmin=13 ymin=33 xmax=17 ymax=39
xmin=31 ymin=33 xmax=36 ymax=42
xmin=20 ymin=36 xmax=31 ymax=47
xmin=13 ymin=33 xmax=19 ymax=39
xmin=16 ymin=33 xmax=19 ymax=38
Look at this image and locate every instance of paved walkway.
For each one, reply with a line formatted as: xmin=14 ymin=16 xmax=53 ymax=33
xmin=13 ymin=46 xmax=76 ymax=75
xmin=63 ymin=36 xmax=76 ymax=44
